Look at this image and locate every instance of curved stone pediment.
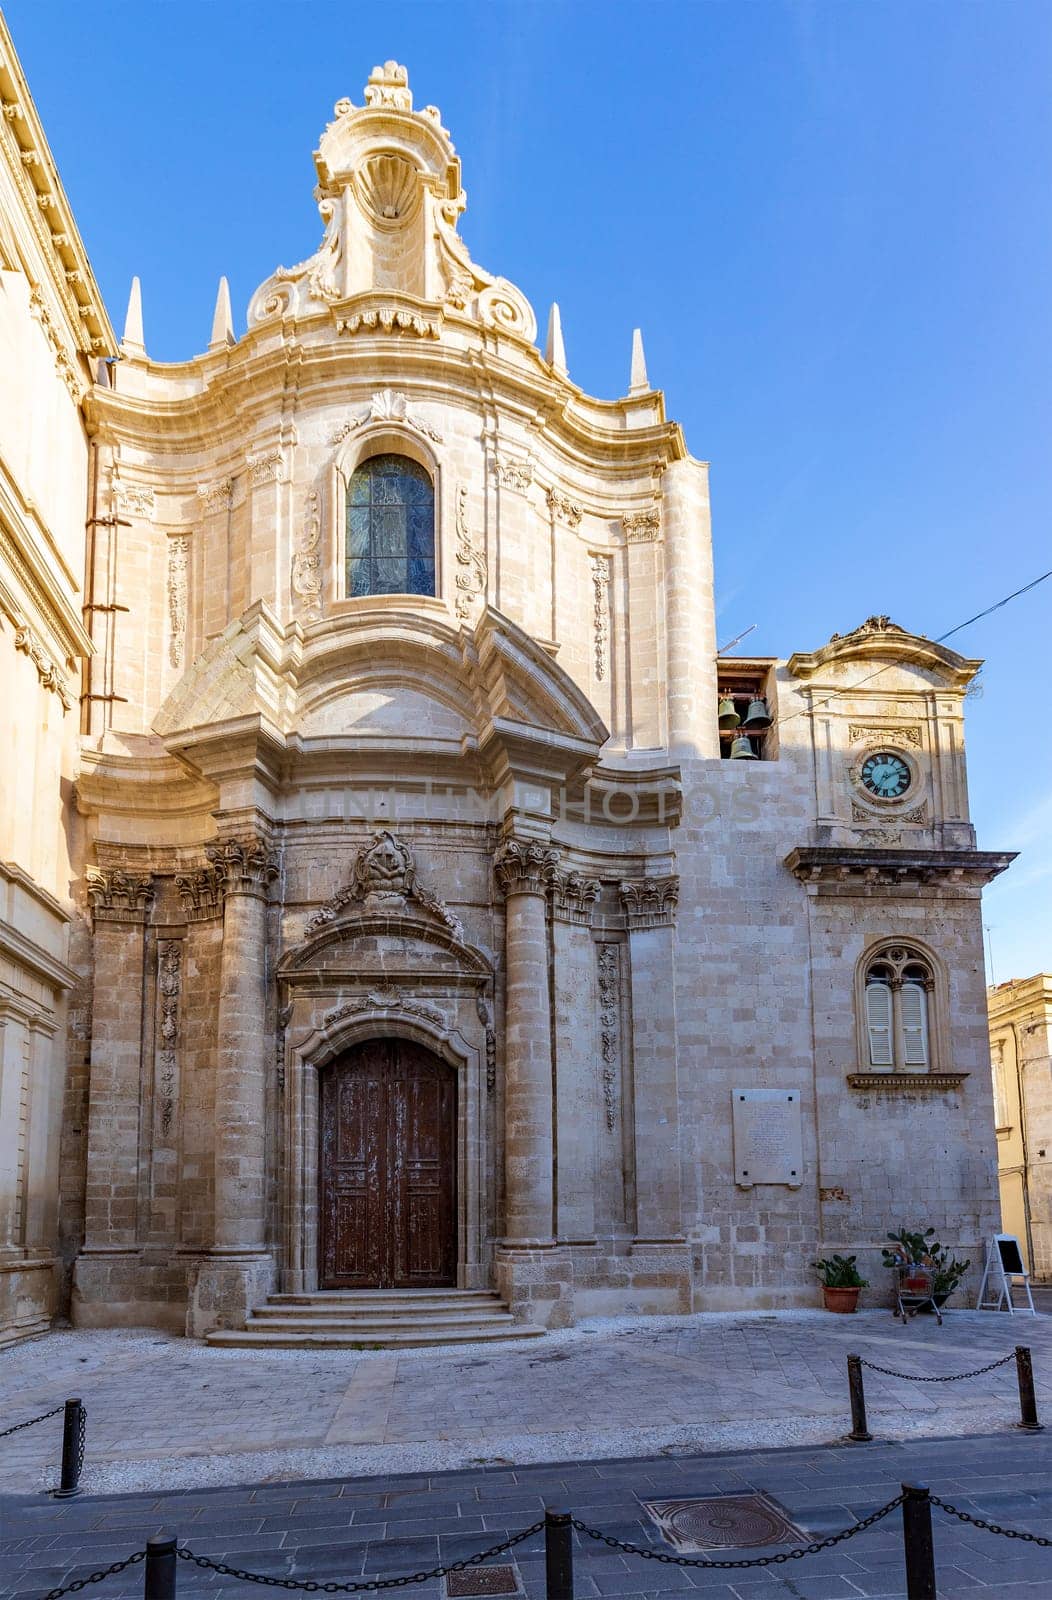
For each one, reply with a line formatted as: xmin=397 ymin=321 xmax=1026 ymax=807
xmin=280 ymin=910 xmax=491 ymax=981
xmin=154 ymin=599 xmax=607 ymax=787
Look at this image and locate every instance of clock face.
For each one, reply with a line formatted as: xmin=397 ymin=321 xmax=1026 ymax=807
xmin=860 ymin=750 xmax=912 ymax=800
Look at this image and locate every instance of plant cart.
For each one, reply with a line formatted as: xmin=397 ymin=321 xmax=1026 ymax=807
xmin=891 ymin=1261 xmax=942 ymax=1325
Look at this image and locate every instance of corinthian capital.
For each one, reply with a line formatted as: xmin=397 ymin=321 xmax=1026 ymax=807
xmin=206 ymin=836 xmax=280 ymax=898
xmin=551 ymin=868 xmax=601 ymax=925
xmin=493 ymin=836 xmax=561 ymax=897
xmin=86 ymin=867 xmax=155 ymax=925
xmin=619 ymin=875 xmax=679 ymax=929
xmin=175 ymin=863 xmax=226 ymax=922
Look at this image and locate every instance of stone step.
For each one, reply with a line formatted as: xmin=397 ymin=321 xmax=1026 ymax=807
xmin=267 ymin=1290 xmax=500 ymax=1307
xmin=250 ymin=1306 xmax=513 ymax=1325
xmin=244 ymin=1312 xmax=523 ymax=1335
xmin=205 ymin=1321 xmax=544 ymax=1349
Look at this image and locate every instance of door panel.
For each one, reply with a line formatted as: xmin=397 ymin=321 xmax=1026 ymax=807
xmin=319 ymin=1039 xmax=456 ymax=1288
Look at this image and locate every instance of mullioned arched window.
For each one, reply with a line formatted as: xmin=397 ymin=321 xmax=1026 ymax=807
xmin=863 ymin=945 xmax=935 ymax=1070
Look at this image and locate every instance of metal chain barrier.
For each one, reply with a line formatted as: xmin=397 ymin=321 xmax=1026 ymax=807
xmin=931 ymin=1493 xmax=1052 ymax=1548
xmin=859 ymin=1352 xmax=1016 ymax=1383
xmin=569 ymin=1494 xmax=907 ymax=1571
xmin=40 ymin=1551 xmax=145 ymax=1600
xmin=176 ymin=1519 xmax=546 ymax=1592
xmin=0 ymin=1405 xmax=64 ymax=1440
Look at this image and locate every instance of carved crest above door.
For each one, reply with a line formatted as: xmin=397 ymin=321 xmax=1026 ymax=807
xmin=306 ymin=829 xmax=463 ymax=938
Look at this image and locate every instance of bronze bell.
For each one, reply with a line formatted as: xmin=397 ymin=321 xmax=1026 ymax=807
xmin=741 ymin=697 xmax=772 ymax=730
xmin=718 ymin=696 xmax=741 ymax=729
xmin=729 ymin=733 xmax=758 ymax=760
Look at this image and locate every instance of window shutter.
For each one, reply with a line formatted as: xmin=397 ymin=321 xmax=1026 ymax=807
xmin=866 ymin=982 xmax=894 ymax=1067
xmin=901 ymin=982 xmax=929 ymax=1068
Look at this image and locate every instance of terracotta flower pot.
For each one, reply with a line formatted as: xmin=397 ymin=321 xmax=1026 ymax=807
xmin=822 ymin=1285 xmax=861 ymax=1313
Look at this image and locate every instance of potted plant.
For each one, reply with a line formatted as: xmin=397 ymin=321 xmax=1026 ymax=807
xmin=882 ymin=1229 xmax=970 ymax=1310
xmin=882 ymin=1228 xmax=937 ymax=1295
xmin=815 ymin=1254 xmax=868 ymax=1312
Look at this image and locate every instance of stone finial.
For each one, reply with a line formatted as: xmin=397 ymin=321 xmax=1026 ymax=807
xmin=121 ymin=275 xmax=145 ymax=356
xmin=364 ymin=60 xmax=413 ymax=111
xmin=629 ymin=327 xmax=649 ymax=395
xmin=494 ymin=836 xmax=562 ymax=897
xmin=545 ymin=302 xmax=568 ymax=378
xmin=209 ymin=276 xmax=235 ymax=350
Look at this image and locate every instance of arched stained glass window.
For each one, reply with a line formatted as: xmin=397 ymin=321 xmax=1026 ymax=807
xmin=346 ymin=454 xmax=435 ymax=598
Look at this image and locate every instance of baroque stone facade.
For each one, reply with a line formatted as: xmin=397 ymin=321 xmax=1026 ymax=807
xmin=0 ymin=45 xmax=1014 ymax=1343
xmin=988 ymin=975 xmax=1052 ymax=1280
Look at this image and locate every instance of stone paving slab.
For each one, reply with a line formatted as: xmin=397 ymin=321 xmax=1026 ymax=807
xmin=2 ymin=1432 xmax=1052 ymax=1600
xmin=2 ymin=1309 xmax=1051 ymax=1497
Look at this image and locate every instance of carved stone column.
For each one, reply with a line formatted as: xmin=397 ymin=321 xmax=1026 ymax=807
xmin=186 ymin=835 xmax=279 ymax=1336
xmin=620 ymin=875 xmax=691 ymax=1311
xmin=493 ymin=837 xmax=573 ymax=1326
xmin=72 ymin=869 xmax=154 ymax=1326
xmin=551 ymin=870 xmax=601 ymax=1243
xmin=660 ymin=458 xmax=719 ymax=756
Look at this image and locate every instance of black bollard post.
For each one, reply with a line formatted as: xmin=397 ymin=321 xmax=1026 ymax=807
xmin=544 ymin=1509 xmax=574 ymax=1600
xmin=52 ymin=1399 xmax=85 ymax=1499
xmin=847 ymin=1354 xmax=873 ymax=1442
xmin=144 ymin=1536 xmax=177 ymax=1600
xmin=1015 ymin=1345 xmax=1042 ymax=1431
xmin=901 ymin=1483 xmax=937 ymax=1600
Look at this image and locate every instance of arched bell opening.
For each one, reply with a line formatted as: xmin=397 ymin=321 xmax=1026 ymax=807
xmin=318 ymin=1037 xmax=458 ymax=1289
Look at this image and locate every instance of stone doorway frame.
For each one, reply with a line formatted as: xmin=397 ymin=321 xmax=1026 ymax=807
xmin=283 ymin=1004 xmax=485 ymax=1294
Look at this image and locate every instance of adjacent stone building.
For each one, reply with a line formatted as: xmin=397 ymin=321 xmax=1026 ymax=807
xmin=0 ymin=43 xmax=1015 ymax=1345
xmin=989 ymin=975 xmax=1052 ymax=1279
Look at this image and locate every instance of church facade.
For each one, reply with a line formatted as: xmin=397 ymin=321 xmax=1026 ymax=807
xmin=0 ymin=41 xmax=1014 ymax=1345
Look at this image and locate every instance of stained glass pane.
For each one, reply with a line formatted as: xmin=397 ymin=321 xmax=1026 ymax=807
xmin=347 ymin=507 xmax=371 ymax=558
xmin=346 ymin=454 xmax=434 ymax=597
xmin=409 ymin=558 xmax=435 ymax=596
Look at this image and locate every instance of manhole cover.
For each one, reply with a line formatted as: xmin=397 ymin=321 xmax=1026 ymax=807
xmin=644 ymin=1494 xmax=806 ymax=1551
xmin=446 ymin=1567 xmax=520 ymax=1597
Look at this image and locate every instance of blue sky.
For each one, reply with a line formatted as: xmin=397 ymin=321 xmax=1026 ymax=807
xmin=8 ymin=0 xmax=1050 ymax=981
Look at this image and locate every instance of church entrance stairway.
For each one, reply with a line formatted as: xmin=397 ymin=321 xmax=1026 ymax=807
xmin=203 ymin=1288 xmax=545 ymax=1348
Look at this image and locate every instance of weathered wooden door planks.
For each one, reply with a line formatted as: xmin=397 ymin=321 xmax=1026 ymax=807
xmin=319 ymin=1039 xmax=456 ymax=1288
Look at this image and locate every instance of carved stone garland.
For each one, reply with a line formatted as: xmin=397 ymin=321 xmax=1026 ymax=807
xmin=596 ymin=943 xmax=622 ymax=1132
xmin=156 ymin=940 xmax=181 ymax=1139
xmin=292 ymin=489 xmax=322 ymax=620
xmin=590 ymin=553 xmax=610 ymax=681
xmin=167 ymin=537 xmax=189 ymax=668
xmin=476 ymin=992 xmax=497 ymax=1096
xmin=454 ymin=485 xmax=487 ymax=620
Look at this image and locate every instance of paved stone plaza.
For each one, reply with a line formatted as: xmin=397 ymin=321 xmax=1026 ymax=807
xmin=3 ymin=1431 xmax=1052 ymax=1599
xmin=2 ymin=1310 xmax=1050 ymax=1498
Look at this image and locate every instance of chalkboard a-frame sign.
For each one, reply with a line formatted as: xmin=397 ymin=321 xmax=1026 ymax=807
xmin=997 ymin=1235 xmax=1026 ymax=1276
xmin=977 ymin=1233 xmax=1036 ymax=1314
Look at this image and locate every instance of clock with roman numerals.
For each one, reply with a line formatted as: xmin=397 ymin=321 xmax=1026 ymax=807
xmin=860 ymin=750 xmax=912 ymax=800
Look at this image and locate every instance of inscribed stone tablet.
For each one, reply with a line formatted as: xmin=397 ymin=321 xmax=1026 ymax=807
xmin=732 ymin=1089 xmax=803 ymax=1188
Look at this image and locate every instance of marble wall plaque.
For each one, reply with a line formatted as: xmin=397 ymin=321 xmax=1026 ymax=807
xmin=732 ymin=1089 xmax=803 ymax=1188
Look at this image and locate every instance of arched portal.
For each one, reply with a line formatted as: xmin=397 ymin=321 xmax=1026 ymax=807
xmin=318 ymin=1037 xmax=457 ymax=1289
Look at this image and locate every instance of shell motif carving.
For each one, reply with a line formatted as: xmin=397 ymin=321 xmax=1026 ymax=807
xmin=358 ymin=154 xmax=419 ymax=222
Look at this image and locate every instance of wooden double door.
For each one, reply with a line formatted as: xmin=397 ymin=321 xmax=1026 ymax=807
xmin=319 ymin=1039 xmax=457 ymax=1289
